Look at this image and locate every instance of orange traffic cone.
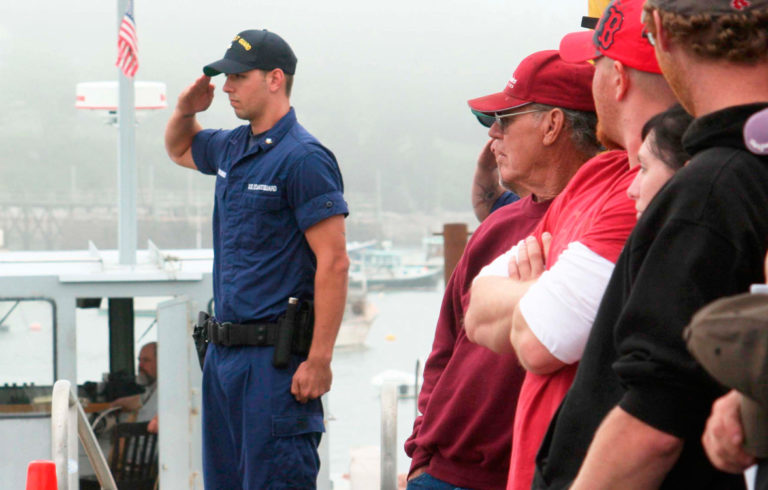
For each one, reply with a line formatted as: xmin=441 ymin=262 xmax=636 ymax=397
xmin=25 ymin=460 xmax=57 ymax=490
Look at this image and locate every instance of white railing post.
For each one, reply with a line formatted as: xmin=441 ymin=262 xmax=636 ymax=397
xmin=380 ymin=381 xmax=398 ymax=490
xmin=317 ymin=393 xmax=331 ymax=490
xmin=51 ymin=379 xmax=117 ymax=490
xmin=51 ymin=380 xmax=75 ymax=490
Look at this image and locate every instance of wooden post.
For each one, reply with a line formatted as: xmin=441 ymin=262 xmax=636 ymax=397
xmin=442 ymin=223 xmax=469 ymax=284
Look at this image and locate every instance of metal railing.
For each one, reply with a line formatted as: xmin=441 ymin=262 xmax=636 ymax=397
xmin=51 ymin=380 xmax=117 ymax=490
xmin=380 ymin=381 xmax=399 ymax=490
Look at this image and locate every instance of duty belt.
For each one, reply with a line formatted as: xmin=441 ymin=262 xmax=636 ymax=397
xmin=206 ymin=319 xmax=280 ymax=347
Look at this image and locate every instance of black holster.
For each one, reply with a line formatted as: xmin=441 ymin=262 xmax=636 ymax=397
xmin=272 ymin=298 xmax=314 ymax=369
xmin=193 ymin=311 xmax=210 ymax=370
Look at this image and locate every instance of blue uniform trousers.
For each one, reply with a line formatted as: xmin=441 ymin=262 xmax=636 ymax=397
xmin=202 ymin=344 xmax=324 ymax=489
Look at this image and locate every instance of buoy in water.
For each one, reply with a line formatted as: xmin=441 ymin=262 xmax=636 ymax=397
xmin=385 ymin=334 xmax=396 ymax=341
xmin=29 ymin=322 xmax=42 ymax=332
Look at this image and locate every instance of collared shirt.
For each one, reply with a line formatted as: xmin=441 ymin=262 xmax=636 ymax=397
xmin=192 ymin=108 xmax=348 ymax=323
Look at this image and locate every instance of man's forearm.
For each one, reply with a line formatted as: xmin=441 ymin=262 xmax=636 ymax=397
xmin=164 ymin=108 xmax=202 ymax=166
xmin=307 ymin=253 xmax=349 ymax=362
xmin=472 ymin=165 xmax=505 ymax=222
xmin=465 ymin=276 xmax=533 ymax=353
xmin=571 ymin=406 xmax=683 ymax=490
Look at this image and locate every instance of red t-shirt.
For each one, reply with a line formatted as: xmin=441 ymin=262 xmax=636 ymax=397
xmin=507 ymin=150 xmax=637 ymax=490
xmin=405 ymin=196 xmax=551 ymax=489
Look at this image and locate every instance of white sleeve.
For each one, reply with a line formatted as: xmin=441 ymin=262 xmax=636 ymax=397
xmin=518 ymin=241 xmax=615 ymax=364
xmin=474 ymin=243 xmax=521 ymax=281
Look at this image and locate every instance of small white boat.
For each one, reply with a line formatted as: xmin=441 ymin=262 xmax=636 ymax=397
xmin=336 ymin=287 xmax=378 ymax=348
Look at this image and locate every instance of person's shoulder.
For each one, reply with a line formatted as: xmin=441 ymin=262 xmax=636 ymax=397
xmin=199 ymin=124 xmax=249 ymax=146
xmin=557 ymin=150 xmax=631 ymax=199
xmin=283 ymin=126 xmax=337 ymax=166
xmin=476 ymin=196 xmax=548 ymax=233
xmin=674 ymin=145 xmax=768 ymax=200
xmin=585 ymin=149 xmax=629 ymax=172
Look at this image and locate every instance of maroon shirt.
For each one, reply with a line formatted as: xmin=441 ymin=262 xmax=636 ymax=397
xmin=405 ymin=196 xmax=551 ymax=489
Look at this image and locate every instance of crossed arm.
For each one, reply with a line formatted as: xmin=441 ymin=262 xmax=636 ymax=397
xmin=465 ymin=233 xmax=565 ymax=373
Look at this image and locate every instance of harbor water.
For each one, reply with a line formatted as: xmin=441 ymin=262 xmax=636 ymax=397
xmin=0 ymin=285 xmax=444 ymax=480
xmin=329 ymin=288 xmax=442 ymax=476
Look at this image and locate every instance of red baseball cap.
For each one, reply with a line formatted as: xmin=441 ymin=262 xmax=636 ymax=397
xmin=559 ymin=0 xmax=661 ymax=74
xmin=467 ymin=50 xmax=596 ymax=114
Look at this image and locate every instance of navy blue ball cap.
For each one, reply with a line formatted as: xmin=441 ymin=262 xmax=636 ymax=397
xmin=203 ymin=29 xmax=297 ymax=77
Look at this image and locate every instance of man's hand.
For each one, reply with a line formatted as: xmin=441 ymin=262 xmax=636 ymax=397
xmin=176 ymin=75 xmax=215 ymax=116
xmin=291 ymin=357 xmax=332 ymax=404
xmin=147 ymin=414 xmax=159 ymax=434
xmin=110 ymin=394 xmax=141 ymax=412
xmin=508 ymin=232 xmax=551 ymax=281
xmin=165 ymin=75 xmax=214 ymax=169
xmin=702 ymin=390 xmax=756 ymax=473
xmin=472 ymin=139 xmax=505 ymax=222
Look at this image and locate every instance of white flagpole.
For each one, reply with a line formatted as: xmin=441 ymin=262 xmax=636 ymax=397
xmin=117 ymin=0 xmax=137 ymax=265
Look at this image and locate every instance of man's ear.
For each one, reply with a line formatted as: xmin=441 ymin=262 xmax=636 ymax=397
xmin=267 ymin=68 xmax=285 ymax=93
xmin=614 ymin=60 xmax=630 ymax=102
xmin=541 ymin=108 xmax=565 ymax=146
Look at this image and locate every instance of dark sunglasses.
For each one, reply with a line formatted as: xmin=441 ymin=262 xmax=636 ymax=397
xmin=471 ymin=106 xmax=545 ymax=130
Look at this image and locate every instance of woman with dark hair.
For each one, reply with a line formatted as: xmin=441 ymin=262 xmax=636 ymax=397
xmin=627 ymin=104 xmax=694 ymax=218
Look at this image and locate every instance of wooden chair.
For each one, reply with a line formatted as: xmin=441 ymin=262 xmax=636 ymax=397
xmin=110 ymin=421 xmax=158 ymax=489
xmin=81 ymin=421 xmax=158 ymax=490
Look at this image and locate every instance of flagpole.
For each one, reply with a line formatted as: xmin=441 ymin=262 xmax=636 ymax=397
xmin=117 ymin=0 xmax=137 ymax=265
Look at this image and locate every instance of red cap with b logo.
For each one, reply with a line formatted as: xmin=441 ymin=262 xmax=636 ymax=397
xmin=559 ymin=0 xmax=661 ymax=74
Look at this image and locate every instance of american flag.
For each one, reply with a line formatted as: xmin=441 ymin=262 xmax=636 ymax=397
xmin=116 ymin=0 xmax=138 ymax=78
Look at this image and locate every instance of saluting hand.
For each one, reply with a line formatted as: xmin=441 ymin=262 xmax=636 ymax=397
xmin=176 ymin=75 xmax=215 ymax=116
xmin=291 ymin=357 xmax=332 ymax=404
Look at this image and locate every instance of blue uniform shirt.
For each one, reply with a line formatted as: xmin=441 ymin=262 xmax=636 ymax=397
xmin=192 ymin=108 xmax=348 ymax=323
xmin=489 ymin=190 xmax=520 ymax=215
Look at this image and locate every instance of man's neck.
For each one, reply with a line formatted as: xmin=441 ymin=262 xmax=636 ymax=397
xmin=250 ymin=99 xmax=291 ymax=134
xmin=531 ymin=147 xmax=592 ymax=202
xmin=681 ymin=59 xmax=768 ymax=117
xmin=620 ymin=76 xmax=678 ymax=168
xmin=690 ymin=64 xmax=768 ymax=117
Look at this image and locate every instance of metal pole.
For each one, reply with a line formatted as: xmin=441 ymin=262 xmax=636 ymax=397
xmin=317 ymin=394 xmax=331 ymax=490
xmin=380 ymin=381 xmax=398 ymax=490
xmin=117 ymin=0 xmax=137 ymax=265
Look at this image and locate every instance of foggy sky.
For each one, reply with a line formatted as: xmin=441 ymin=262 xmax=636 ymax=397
xmin=0 ymin=0 xmax=587 ymax=222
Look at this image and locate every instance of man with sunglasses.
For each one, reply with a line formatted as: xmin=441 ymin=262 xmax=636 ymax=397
xmin=531 ymin=0 xmax=767 ymax=488
xmin=465 ymin=34 xmax=660 ymax=490
xmin=404 ymin=50 xmax=598 ymax=490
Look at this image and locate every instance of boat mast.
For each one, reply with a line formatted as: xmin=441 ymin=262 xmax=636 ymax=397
xmin=117 ymin=0 xmax=137 ymax=266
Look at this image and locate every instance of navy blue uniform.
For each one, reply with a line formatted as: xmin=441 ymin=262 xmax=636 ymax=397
xmin=192 ymin=108 xmax=347 ymax=489
xmin=489 ymin=190 xmax=520 ymax=215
